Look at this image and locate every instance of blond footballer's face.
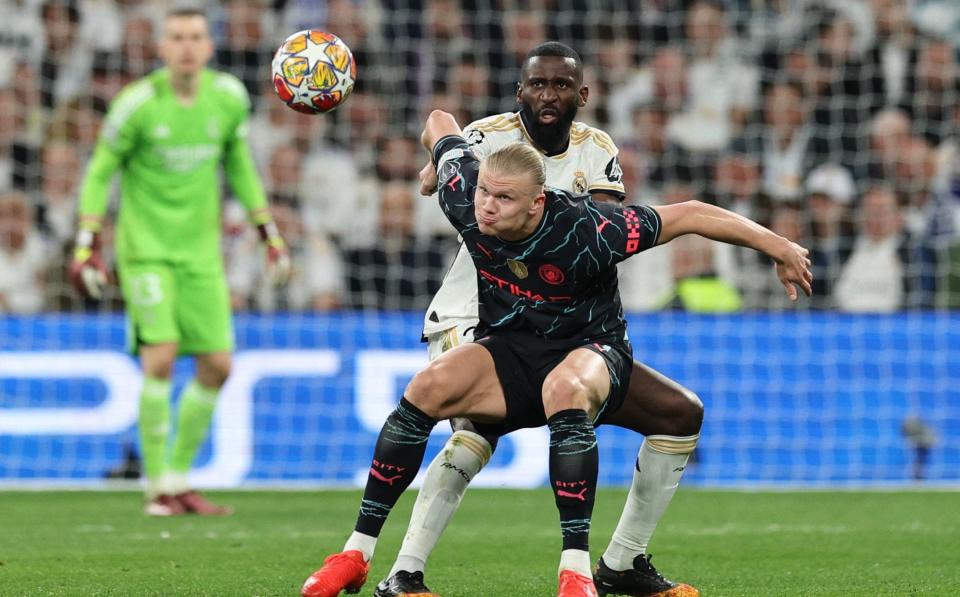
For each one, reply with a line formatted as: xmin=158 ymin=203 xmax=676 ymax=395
xmin=474 ymin=165 xmax=544 ymax=239
xmin=159 ymin=15 xmax=213 ymax=76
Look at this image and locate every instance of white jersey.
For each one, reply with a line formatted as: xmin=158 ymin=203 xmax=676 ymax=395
xmin=422 ymin=111 xmax=625 ymax=336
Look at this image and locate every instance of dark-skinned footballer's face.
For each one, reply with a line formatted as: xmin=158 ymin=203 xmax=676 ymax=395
xmin=517 ymin=55 xmax=588 ymax=154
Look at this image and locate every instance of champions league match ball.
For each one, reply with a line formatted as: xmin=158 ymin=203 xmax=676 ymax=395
xmin=271 ymin=29 xmax=356 ymax=114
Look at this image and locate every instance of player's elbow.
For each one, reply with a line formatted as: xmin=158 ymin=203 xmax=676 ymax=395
xmin=427 ymin=109 xmax=456 ymax=126
xmin=677 ymin=199 xmax=707 ymax=218
xmin=425 ymin=110 xmax=460 ymax=143
xmin=422 ymin=110 xmax=450 ymax=150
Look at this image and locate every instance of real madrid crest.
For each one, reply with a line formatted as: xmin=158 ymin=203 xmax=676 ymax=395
xmin=507 ymin=259 xmax=528 ymax=279
xmin=573 ymin=171 xmax=588 ymax=194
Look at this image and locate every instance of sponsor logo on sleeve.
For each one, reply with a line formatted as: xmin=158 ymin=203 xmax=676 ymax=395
xmin=465 ymin=129 xmax=485 ymax=145
xmin=624 ymin=208 xmax=642 ymax=254
xmin=605 ymin=156 xmax=623 ymax=184
xmin=438 ymin=147 xmax=466 ymax=167
xmin=438 ymin=160 xmax=460 ymax=186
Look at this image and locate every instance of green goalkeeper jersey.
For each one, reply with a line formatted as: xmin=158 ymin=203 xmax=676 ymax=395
xmin=78 ymin=68 xmax=269 ymax=268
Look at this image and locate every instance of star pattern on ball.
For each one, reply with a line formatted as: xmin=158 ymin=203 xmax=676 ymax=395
xmin=272 ymin=29 xmax=356 ymax=114
xmin=288 ymin=37 xmax=332 ymax=85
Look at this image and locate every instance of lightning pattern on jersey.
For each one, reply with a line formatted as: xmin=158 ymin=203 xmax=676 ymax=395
xmin=433 ymin=135 xmax=661 ymax=347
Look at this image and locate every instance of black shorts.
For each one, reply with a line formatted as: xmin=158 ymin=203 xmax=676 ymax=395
xmin=471 ymin=333 xmax=633 ymax=436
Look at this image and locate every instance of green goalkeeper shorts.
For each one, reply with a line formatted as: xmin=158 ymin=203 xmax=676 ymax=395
xmin=118 ymin=261 xmax=235 ymax=355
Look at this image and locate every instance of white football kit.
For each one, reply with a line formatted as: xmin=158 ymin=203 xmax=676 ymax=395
xmin=423 ymin=111 xmax=625 ymax=359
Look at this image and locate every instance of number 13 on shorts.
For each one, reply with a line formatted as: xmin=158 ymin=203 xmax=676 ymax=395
xmin=120 ymin=264 xmax=177 ymax=348
xmin=130 ymin=272 xmax=165 ymax=307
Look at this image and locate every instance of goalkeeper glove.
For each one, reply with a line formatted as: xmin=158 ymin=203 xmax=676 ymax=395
xmin=68 ymin=228 xmax=109 ymax=300
xmin=257 ymin=221 xmax=291 ymax=286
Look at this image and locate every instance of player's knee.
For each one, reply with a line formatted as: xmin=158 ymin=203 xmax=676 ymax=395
xmin=210 ymin=363 xmax=232 ymax=387
xmin=143 ymin=357 xmax=175 ymax=380
xmin=676 ymin=388 xmax=704 ymax=435
xmin=405 ymin=364 xmax=451 ymax=418
xmin=198 ymin=355 xmax=232 ymax=388
xmin=542 ymin=374 xmax=591 ymax=415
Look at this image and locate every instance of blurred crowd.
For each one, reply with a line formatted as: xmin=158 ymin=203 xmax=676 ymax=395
xmin=2 ymin=0 xmax=960 ymax=315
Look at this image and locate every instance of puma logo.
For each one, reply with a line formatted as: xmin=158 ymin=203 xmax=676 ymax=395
xmin=673 ymin=466 xmax=686 ymax=472
xmin=557 ymin=487 xmax=589 ymax=502
xmin=476 ymin=242 xmax=493 ymax=259
xmin=370 ymin=468 xmax=403 ymax=485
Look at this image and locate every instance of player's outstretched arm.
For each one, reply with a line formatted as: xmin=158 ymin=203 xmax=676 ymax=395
xmin=653 ymin=200 xmax=813 ymax=300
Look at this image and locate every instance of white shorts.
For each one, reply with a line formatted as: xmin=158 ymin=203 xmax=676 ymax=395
xmin=422 ymin=243 xmax=478 ymax=337
xmin=426 ymin=320 xmax=478 ymax=361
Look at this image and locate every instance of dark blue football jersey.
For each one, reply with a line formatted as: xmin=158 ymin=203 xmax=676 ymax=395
xmin=433 ymin=135 xmax=662 ymax=347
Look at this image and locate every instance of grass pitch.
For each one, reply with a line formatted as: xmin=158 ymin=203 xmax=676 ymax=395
xmin=1 ymin=489 xmax=957 ymax=596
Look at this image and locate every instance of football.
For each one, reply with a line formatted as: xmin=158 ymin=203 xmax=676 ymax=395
xmin=271 ymin=29 xmax=356 ymax=114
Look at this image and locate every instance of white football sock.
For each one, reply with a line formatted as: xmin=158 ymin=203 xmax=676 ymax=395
xmin=389 ymin=430 xmax=491 ymax=576
xmin=144 ymin=477 xmax=168 ymax=500
xmin=165 ymin=472 xmax=189 ymax=495
xmin=558 ymin=549 xmax=592 ymax=578
xmin=344 ymin=531 xmax=377 ymax=562
xmin=602 ymin=435 xmax=698 ymax=572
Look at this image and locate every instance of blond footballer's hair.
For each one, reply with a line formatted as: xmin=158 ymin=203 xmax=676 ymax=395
xmin=482 ymin=142 xmax=546 ymax=187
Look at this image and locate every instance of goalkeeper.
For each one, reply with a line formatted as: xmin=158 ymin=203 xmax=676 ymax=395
xmin=70 ymin=8 xmax=290 ymax=516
